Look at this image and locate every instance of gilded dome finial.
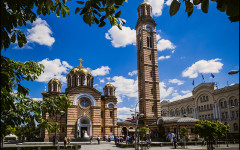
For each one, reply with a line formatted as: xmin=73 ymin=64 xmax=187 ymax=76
xmin=78 ymin=58 xmax=83 ymax=67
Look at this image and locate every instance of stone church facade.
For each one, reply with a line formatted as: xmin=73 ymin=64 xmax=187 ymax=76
xmin=42 ymin=62 xmax=117 ymax=141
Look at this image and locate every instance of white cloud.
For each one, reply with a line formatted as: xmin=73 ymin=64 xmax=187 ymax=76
xmin=128 ymin=70 xmax=138 ymax=76
xmin=117 ymin=107 xmax=133 ymax=120
xmin=182 ymin=58 xmax=223 ymax=78
xmin=91 ymin=66 xmax=110 ymax=76
xmin=169 ymin=91 xmax=192 ymax=102
xmin=99 ymin=79 xmax=105 ymax=83
xmin=169 ymin=79 xmax=184 ymax=85
xmin=93 ymin=84 xmax=102 ymax=90
xmin=181 ymin=90 xmax=191 ymax=94
xmin=105 ymin=26 xmax=136 ymax=48
xmin=37 ymin=58 xmax=73 ymax=83
xmin=27 ymin=18 xmax=55 ymax=47
xmin=32 ymin=98 xmax=43 ymax=101
xmin=157 ymin=39 xmax=176 ymax=51
xmin=165 ymin=0 xmax=173 ymax=6
xmin=156 ymin=34 xmax=161 ymax=41
xmin=146 ymin=0 xmax=165 ymax=17
xmin=158 ymin=55 xmax=171 ymax=61
xmin=13 ymin=44 xmax=33 ymax=49
xmin=112 ymin=76 xmax=138 ymax=99
xmin=159 ymin=82 xmax=174 ymax=99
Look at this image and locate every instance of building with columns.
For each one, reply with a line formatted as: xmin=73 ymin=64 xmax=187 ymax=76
xmin=41 ymin=61 xmax=118 ymax=141
xmin=161 ymin=83 xmax=239 ymax=138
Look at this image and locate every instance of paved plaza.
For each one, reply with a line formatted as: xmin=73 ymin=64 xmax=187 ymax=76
xmin=3 ymin=142 xmax=239 ymax=150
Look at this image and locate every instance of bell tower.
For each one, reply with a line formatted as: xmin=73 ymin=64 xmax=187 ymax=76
xmin=136 ymin=1 xmax=161 ymax=121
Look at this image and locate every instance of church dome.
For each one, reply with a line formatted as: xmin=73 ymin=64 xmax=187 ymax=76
xmin=70 ymin=66 xmax=92 ymax=76
xmin=48 ymin=75 xmax=62 ymax=93
xmin=104 ymin=82 xmax=115 ymax=88
xmin=66 ymin=59 xmax=94 ymax=88
xmin=48 ymin=77 xmax=61 ymax=84
xmin=140 ymin=0 xmax=150 ymax=6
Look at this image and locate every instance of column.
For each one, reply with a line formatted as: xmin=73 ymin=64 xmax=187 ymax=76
xmin=70 ymin=76 xmax=72 ymax=87
xmin=218 ymin=104 xmax=221 ymax=120
xmin=51 ymin=84 xmax=53 ymax=91
xmin=212 ymin=105 xmax=215 ymax=119
xmin=227 ymin=103 xmax=231 ymax=120
xmin=193 ymin=108 xmax=195 ymax=118
xmin=77 ymin=76 xmax=79 ymax=86
xmin=84 ymin=76 xmax=87 ymax=85
xmin=108 ymin=88 xmax=110 ymax=96
xmin=196 ymin=108 xmax=199 ymax=119
xmin=215 ymin=104 xmax=218 ymax=119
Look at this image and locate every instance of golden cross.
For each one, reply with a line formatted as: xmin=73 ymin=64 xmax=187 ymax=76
xmin=79 ymin=58 xmax=83 ymax=67
xmin=54 ymin=74 xmax=56 ymax=78
xmin=108 ymin=79 xmax=111 ymax=84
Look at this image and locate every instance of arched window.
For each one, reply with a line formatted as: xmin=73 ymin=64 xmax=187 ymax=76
xmin=233 ymin=123 xmax=238 ymax=131
xmin=147 ymin=35 xmax=153 ymax=48
xmin=138 ymin=37 xmax=142 ymax=49
xmin=53 ymin=84 xmax=57 ymax=92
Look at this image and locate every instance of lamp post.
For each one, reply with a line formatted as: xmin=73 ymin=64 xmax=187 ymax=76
xmin=131 ymin=98 xmax=143 ymax=150
xmin=228 ymin=70 xmax=239 ymax=75
xmin=224 ymin=122 xmax=229 ymax=147
xmin=54 ymin=110 xmax=65 ymax=145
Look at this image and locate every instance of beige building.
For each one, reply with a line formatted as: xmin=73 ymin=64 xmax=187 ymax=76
xmin=161 ymin=83 xmax=239 ymax=138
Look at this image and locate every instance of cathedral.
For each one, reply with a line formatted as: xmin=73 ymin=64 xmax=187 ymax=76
xmin=41 ymin=1 xmax=162 ymax=142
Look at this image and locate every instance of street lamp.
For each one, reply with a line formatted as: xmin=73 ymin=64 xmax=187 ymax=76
xmin=54 ymin=110 xmax=65 ymax=145
xmin=228 ymin=70 xmax=239 ymax=75
xmin=131 ymin=98 xmax=143 ymax=150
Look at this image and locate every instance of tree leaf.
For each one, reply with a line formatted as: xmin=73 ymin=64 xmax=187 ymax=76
xmin=201 ymin=0 xmax=209 ymax=13
xmin=117 ymin=23 xmax=122 ymax=30
xmin=115 ymin=11 xmax=121 ymax=18
xmin=193 ymin=0 xmax=201 ymax=5
xmin=170 ymin=0 xmax=181 ymax=16
xmin=10 ymin=33 xmax=16 ymax=43
xmin=99 ymin=21 xmax=106 ymax=27
xmin=75 ymin=7 xmax=81 ymax=14
xmin=76 ymin=1 xmax=84 ymax=4
xmin=56 ymin=6 xmax=61 ymax=17
xmin=185 ymin=1 xmax=193 ymax=13
xmin=217 ymin=0 xmax=227 ymax=12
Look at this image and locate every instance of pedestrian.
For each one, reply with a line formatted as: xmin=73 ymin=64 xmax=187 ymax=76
xmin=90 ymin=136 xmax=93 ymax=144
xmin=67 ymin=137 xmax=70 ymax=145
xmin=179 ymin=138 xmax=183 ymax=147
xmin=114 ymin=135 xmax=117 ymax=145
xmin=105 ymin=134 xmax=108 ymax=142
xmin=97 ymin=135 xmax=100 ymax=144
xmin=147 ymin=138 xmax=151 ymax=149
xmin=173 ymin=137 xmax=177 ymax=149
xmin=64 ymin=137 xmax=67 ymax=149
xmin=201 ymin=138 xmax=205 ymax=146
xmin=126 ymin=135 xmax=130 ymax=144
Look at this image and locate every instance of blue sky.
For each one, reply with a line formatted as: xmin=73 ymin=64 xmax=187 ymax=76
xmin=3 ymin=0 xmax=239 ymax=120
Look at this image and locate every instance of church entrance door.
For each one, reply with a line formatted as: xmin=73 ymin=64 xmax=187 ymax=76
xmin=77 ymin=116 xmax=92 ymax=138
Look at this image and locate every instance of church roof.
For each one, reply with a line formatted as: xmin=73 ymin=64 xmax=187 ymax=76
xmin=48 ymin=76 xmax=61 ymax=84
xmin=140 ymin=0 xmax=150 ymax=6
xmin=68 ymin=58 xmax=92 ymax=76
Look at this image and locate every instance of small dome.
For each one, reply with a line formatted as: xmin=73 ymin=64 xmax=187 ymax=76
xmin=70 ymin=66 xmax=92 ymax=76
xmin=104 ymin=81 xmax=115 ymax=88
xmin=140 ymin=0 xmax=150 ymax=6
xmin=48 ymin=77 xmax=61 ymax=85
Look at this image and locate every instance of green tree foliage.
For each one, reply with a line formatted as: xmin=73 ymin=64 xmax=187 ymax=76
xmin=1 ymin=0 xmax=127 ymax=50
xmin=194 ymin=120 xmax=230 ymax=150
xmin=1 ymin=56 xmax=44 ymax=141
xmin=139 ymin=127 xmax=150 ymax=141
xmin=41 ymin=94 xmax=71 ymax=134
xmin=170 ymin=0 xmax=239 ymax=22
xmin=180 ymin=127 xmax=188 ymax=148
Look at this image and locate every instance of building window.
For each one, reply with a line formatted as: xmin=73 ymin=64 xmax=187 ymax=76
xmin=234 ymin=99 xmax=238 ymax=106
xmin=110 ymin=111 xmax=113 ymax=118
xmin=110 ymin=127 xmax=113 ymax=132
xmin=225 ymin=112 xmax=228 ymax=119
xmin=147 ymin=35 xmax=153 ymax=48
xmin=138 ymin=37 xmax=142 ymax=49
xmin=224 ymin=101 xmax=227 ymax=108
xmin=222 ymin=113 xmax=225 ymax=119
xmin=211 ymin=114 xmax=213 ymax=120
xmin=231 ymin=111 xmax=235 ymax=119
xmin=150 ymin=71 xmax=153 ymax=77
xmin=207 ymin=105 xmax=209 ymax=110
xmin=199 ymin=116 xmax=202 ymax=120
xmin=101 ymin=127 xmax=104 ymax=133
xmin=191 ymin=128 xmax=194 ymax=133
xmin=230 ymin=100 xmax=234 ymax=106
xmin=62 ymin=127 xmax=64 ymax=132
xmin=236 ymin=111 xmax=239 ymax=118
xmin=208 ymin=114 xmax=210 ymax=120
xmin=206 ymin=96 xmax=208 ymax=101
xmin=233 ymin=123 xmax=238 ymax=131
xmin=101 ymin=111 xmax=104 ymax=118
xmin=151 ymin=89 xmax=153 ymax=94
xmin=220 ymin=102 xmax=223 ymax=108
